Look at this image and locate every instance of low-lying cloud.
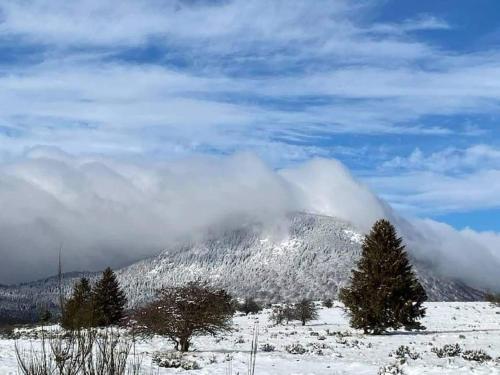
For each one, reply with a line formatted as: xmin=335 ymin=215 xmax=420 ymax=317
xmin=0 ymin=148 xmax=499 ymax=292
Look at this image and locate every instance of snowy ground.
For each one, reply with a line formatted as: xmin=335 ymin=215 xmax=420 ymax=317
xmin=1 ymin=302 xmax=499 ymax=374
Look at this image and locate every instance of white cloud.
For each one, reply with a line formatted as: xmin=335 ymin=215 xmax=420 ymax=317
xmin=0 ymin=1 xmax=499 ymax=289
xmin=0 ymin=149 xmax=499 ymax=292
xmin=0 ymin=0 xmax=499 ymax=158
xmin=383 ymin=145 xmax=500 ymax=172
xmin=371 ymin=145 xmax=500 ymax=215
xmin=406 ymin=218 xmax=500 ymax=291
xmin=368 ymin=169 xmax=500 ymax=215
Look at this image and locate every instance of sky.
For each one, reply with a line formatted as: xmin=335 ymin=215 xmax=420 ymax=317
xmin=0 ymin=0 xmax=500 ymax=284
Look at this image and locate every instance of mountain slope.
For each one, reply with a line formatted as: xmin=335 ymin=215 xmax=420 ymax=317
xmin=117 ymin=212 xmax=483 ymax=306
xmin=0 ymin=213 xmax=483 ymax=322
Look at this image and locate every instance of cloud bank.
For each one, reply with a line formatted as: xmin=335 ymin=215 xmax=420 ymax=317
xmin=0 ymin=148 xmax=499 ymax=292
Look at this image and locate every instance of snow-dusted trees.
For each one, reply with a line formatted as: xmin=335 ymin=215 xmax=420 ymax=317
xmin=340 ymin=219 xmax=427 ymax=334
xmin=132 ymin=282 xmax=234 ymax=352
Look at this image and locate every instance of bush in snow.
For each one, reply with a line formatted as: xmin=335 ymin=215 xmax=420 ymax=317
xmin=461 ymin=349 xmax=492 ymax=362
xmin=431 ymin=343 xmax=462 ymax=358
xmin=307 ymin=342 xmax=330 ymax=355
xmin=391 ymin=345 xmax=420 ymax=363
xmin=378 ymin=362 xmax=406 ymax=375
xmin=285 ymin=343 xmax=307 ymax=354
xmin=234 ymin=336 xmax=245 ymax=344
xmin=152 ymin=352 xmax=201 ymax=370
xmin=260 ymin=343 xmax=275 ymax=352
xmin=325 ymin=329 xmax=351 ymax=337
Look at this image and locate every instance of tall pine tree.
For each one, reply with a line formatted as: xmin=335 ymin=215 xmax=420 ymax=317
xmin=339 ymin=219 xmax=427 ymax=334
xmin=61 ymin=277 xmax=94 ymax=329
xmin=93 ymin=267 xmax=127 ymax=326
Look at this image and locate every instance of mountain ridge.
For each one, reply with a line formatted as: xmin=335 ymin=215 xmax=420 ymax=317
xmin=0 ymin=212 xmax=484 ymax=323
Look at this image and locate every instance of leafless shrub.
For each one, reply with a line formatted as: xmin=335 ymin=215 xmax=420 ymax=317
xmin=131 ymin=282 xmax=234 ymax=352
xmin=15 ymin=328 xmax=142 ymax=375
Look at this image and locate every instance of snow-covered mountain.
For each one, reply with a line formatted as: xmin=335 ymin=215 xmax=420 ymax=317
xmin=0 ymin=213 xmax=483 ymax=322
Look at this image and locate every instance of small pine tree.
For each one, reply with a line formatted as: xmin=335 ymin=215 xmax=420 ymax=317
xmin=61 ymin=277 xmax=94 ymax=330
xmin=93 ymin=267 xmax=127 ymax=326
xmin=294 ymin=299 xmax=318 ymax=326
xmin=339 ymin=219 xmax=427 ymax=334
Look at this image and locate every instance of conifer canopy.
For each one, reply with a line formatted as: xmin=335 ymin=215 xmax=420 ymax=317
xmin=93 ymin=267 xmax=127 ymax=326
xmin=339 ymin=219 xmax=427 ymax=334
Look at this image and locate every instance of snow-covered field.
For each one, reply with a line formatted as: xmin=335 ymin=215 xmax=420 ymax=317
xmin=1 ymin=302 xmax=499 ymax=374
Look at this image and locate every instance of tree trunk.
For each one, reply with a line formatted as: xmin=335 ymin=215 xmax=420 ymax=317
xmin=180 ymin=338 xmax=190 ymax=352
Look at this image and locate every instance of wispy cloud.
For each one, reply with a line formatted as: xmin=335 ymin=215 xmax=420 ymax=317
xmin=368 ymin=145 xmax=500 ymax=215
xmin=0 ymin=0 xmax=499 ymax=159
xmin=0 ymin=1 xmax=499 ymax=233
xmin=383 ymin=145 xmax=500 ymax=172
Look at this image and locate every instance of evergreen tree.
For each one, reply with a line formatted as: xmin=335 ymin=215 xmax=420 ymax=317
xmin=61 ymin=277 xmax=94 ymax=329
xmin=93 ymin=267 xmax=127 ymax=326
xmin=339 ymin=219 xmax=427 ymax=334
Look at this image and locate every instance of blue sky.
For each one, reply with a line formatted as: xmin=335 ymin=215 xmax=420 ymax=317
xmin=1 ymin=0 xmax=500 ymax=231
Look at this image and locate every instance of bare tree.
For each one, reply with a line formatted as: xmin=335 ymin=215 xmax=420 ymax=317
xmin=132 ymin=282 xmax=234 ymax=352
